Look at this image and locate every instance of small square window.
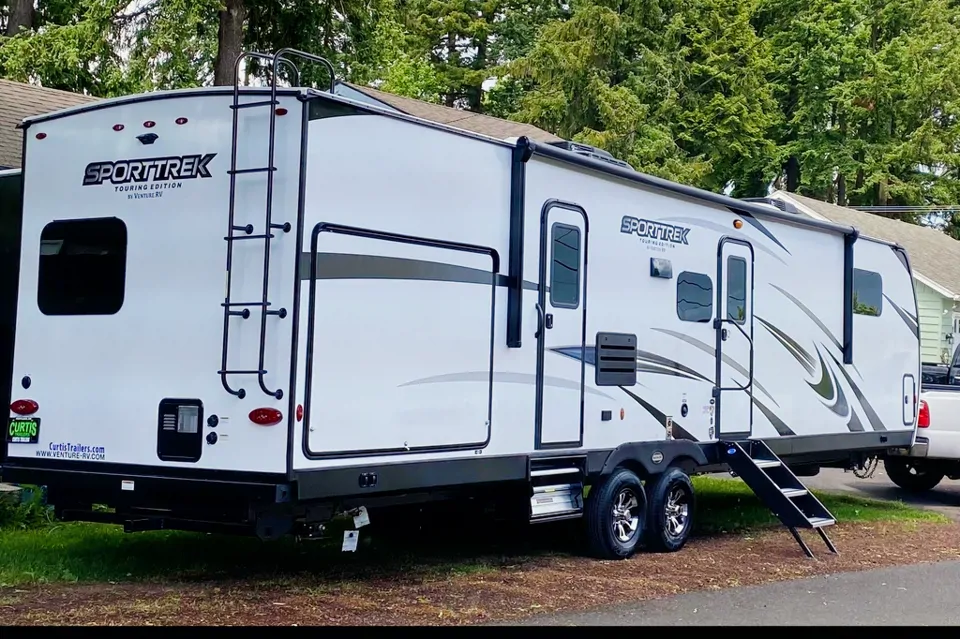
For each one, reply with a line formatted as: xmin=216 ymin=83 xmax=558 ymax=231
xmin=726 ymin=256 xmax=747 ymax=324
xmin=38 ymin=217 xmax=128 ymax=316
xmin=853 ymin=268 xmax=882 ymax=317
xmin=677 ymin=271 xmax=713 ymax=322
xmin=550 ymin=223 xmax=581 ymax=309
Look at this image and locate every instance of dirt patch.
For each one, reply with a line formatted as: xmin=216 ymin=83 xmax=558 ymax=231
xmin=3 ymin=521 xmax=959 ymax=626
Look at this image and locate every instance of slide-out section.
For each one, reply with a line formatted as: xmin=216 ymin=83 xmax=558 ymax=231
xmin=302 ymin=224 xmax=498 ymax=458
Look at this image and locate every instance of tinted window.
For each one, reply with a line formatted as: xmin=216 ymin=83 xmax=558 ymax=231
xmin=550 ymin=223 xmax=581 ymax=309
xmin=726 ymin=256 xmax=747 ymax=324
xmin=677 ymin=271 xmax=713 ymax=322
xmin=853 ymin=268 xmax=882 ymax=317
xmin=38 ymin=218 xmax=127 ymax=316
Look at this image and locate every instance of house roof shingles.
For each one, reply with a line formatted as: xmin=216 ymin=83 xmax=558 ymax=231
xmin=775 ymin=190 xmax=960 ymax=298
xmin=0 ymin=79 xmax=98 ymax=169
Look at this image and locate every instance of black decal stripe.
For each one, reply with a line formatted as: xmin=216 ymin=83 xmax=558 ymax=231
xmin=770 ymin=284 xmax=842 ymax=352
xmin=752 ymin=397 xmax=796 ymax=436
xmin=756 ymin=316 xmax=816 ymax=375
xmin=808 ymin=345 xmax=836 ymax=403
xmin=650 ymin=328 xmax=780 ymax=407
xmin=399 ymin=371 xmax=616 ymax=399
xmin=847 ymin=408 xmax=865 ymax=432
xmin=299 ymin=252 xmax=541 ymax=290
xmin=619 ymin=387 xmax=698 ymax=441
xmin=637 ymin=350 xmax=712 ymax=382
xmin=738 ymin=211 xmax=792 ymax=255
xmin=883 ymin=293 xmax=919 ymax=338
xmin=825 ymin=349 xmax=887 ymax=431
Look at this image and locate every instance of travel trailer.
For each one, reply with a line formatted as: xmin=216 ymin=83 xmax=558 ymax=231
xmin=0 ymin=168 xmax=21 ymax=430
xmin=2 ymin=50 xmax=921 ymax=560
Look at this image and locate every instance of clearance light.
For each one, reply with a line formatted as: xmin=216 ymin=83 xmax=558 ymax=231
xmin=143 ymin=120 xmax=156 ymax=128
xmin=35 ymin=132 xmax=47 ymax=140
xmin=249 ymin=408 xmax=283 ymax=426
xmin=296 ymin=404 xmax=304 ymax=422
xmin=175 ymin=117 xmax=188 ymax=125
xmin=275 ymin=107 xmax=288 ymax=116
xmin=733 ymin=219 xmax=744 ymax=229
xmin=113 ymin=124 xmax=124 ymax=131
xmin=10 ymin=399 xmax=39 ymax=416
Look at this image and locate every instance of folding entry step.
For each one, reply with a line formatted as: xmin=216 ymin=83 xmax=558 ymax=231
xmin=528 ymin=456 xmax=585 ymax=524
xmin=721 ymin=440 xmax=838 ymax=559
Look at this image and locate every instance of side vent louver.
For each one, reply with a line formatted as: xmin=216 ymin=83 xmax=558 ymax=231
xmin=595 ymin=332 xmax=638 ymax=387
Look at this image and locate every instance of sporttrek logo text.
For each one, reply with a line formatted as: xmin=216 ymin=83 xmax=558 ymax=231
xmin=620 ymin=215 xmax=691 ymax=252
xmin=82 ymin=153 xmax=217 ymax=200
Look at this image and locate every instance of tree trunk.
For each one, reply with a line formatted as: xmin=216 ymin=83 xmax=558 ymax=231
xmin=785 ymin=156 xmax=801 ymax=192
xmin=5 ymin=0 xmax=34 ymax=36
xmin=214 ymin=0 xmax=247 ymax=86
xmin=837 ymin=173 xmax=847 ymax=206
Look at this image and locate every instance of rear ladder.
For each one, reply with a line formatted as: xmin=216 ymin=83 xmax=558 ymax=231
xmin=218 ymin=49 xmax=336 ymax=401
xmin=721 ymin=440 xmax=838 ymax=559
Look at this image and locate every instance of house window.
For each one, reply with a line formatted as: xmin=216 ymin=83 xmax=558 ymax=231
xmin=853 ymin=268 xmax=882 ymax=317
xmin=726 ymin=256 xmax=747 ymax=324
xmin=549 ymin=223 xmax=581 ymax=309
xmin=677 ymin=271 xmax=713 ymax=322
xmin=38 ymin=217 xmax=128 ymax=316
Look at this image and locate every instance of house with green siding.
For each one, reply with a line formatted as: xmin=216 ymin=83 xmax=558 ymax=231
xmin=771 ymin=191 xmax=960 ymax=365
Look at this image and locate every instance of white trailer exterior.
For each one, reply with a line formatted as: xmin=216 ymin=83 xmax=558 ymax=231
xmin=2 ymin=51 xmax=921 ymax=559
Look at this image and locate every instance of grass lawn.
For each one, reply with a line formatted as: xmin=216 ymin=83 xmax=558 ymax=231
xmin=0 ymin=475 xmax=946 ymax=587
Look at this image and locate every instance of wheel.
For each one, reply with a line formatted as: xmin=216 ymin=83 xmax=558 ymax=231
xmin=884 ymin=457 xmax=944 ymax=493
xmin=645 ymin=467 xmax=695 ymax=553
xmin=585 ymin=467 xmax=647 ymax=560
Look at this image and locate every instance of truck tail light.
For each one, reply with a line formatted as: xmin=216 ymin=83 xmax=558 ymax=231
xmin=918 ymin=399 xmax=929 ymax=428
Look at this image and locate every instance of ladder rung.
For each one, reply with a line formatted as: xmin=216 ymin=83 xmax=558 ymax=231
xmin=218 ymin=370 xmax=267 ymax=375
xmin=231 ymin=100 xmax=279 ymax=110
xmin=225 ymin=234 xmax=275 ymax=241
xmin=808 ymin=517 xmax=835 ymax=528
xmin=229 ymin=167 xmax=277 ymax=175
xmin=228 ymin=309 xmax=250 ymax=319
xmin=232 ymin=224 xmax=254 ymax=235
xmin=266 ymin=308 xmax=288 ymax=318
xmin=781 ymin=488 xmax=808 ymax=498
xmin=270 ymin=222 xmax=292 ymax=233
xmin=222 ymin=302 xmax=270 ymax=308
xmin=755 ymin=460 xmax=781 ymax=469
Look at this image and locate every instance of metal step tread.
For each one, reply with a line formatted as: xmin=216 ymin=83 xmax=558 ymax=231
xmin=780 ymin=487 xmax=808 ymax=498
xmin=529 ymin=512 xmax=583 ymax=524
xmin=531 ymin=467 xmax=581 ymax=478
xmin=755 ymin=459 xmax=781 ymax=469
xmin=807 ymin=516 xmax=836 ymax=528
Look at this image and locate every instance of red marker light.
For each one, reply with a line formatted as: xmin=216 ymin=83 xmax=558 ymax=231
xmin=143 ymin=120 xmax=156 ymax=128
xmin=296 ymin=404 xmax=304 ymax=422
xmin=35 ymin=132 xmax=47 ymax=140
xmin=10 ymin=399 xmax=39 ymax=416
xmin=113 ymin=124 xmax=124 ymax=131
xmin=275 ymin=107 xmax=288 ymax=116
xmin=175 ymin=117 xmax=188 ymax=125
xmin=249 ymin=408 xmax=283 ymax=426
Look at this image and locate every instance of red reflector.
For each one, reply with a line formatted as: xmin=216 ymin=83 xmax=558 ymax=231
xmin=143 ymin=120 xmax=156 ymax=128
xmin=175 ymin=117 xmax=188 ymax=125
xmin=275 ymin=107 xmax=288 ymax=116
xmin=113 ymin=124 xmax=124 ymax=131
xmin=918 ymin=399 xmax=930 ymax=428
xmin=296 ymin=404 xmax=304 ymax=422
xmin=249 ymin=408 xmax=283 ymax=426
xmin=35 ymin=132 xmax=46 ymax=140
xmin=10 ymin=399 xmax=39 ymax=416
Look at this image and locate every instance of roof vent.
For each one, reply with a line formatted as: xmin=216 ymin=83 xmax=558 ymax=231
xmin=741 ymin=197 xmax=800 ymax=214
xmin=548 ymin=140 xmax=634 ymax=170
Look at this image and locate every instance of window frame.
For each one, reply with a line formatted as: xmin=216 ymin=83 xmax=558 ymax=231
xmin=725 ymin=255 xmax=748 ymax=325
xmin=676 ymin=270 xmax=714 ymax=323
xmin=852 ymin=268 xmax=883 ymax=317
xmin=548 ymin=221 xmax=582 ymax=310
xmin=37 ymin=216 xmax=129 ymax=317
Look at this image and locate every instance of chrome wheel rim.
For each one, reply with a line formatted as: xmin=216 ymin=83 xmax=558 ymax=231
xmin=664 ymin=486 xmax=689 ymax=537
xmin=611 ymin=487 xmax=640 ymax=543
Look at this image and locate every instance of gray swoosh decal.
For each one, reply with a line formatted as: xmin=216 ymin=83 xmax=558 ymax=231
xmin=300 ymin=252 xmax=541 ymax=290
xmin=808 ymin=346 xmax=836 ymax=403
xmin=619 ymin=387 xmax=698 ymax=441
xmin=847 ymin=408 xmax=865 ymax=432
xmin=738 ymin=211 xmax=792 ymax=255
xmin=650 ymin=328 xmax=780 ymax=407
xmin=824 ymin=349 xmax=887 ymax=432
xmin=770 ymin=284 xmax=842 ymax=352
xmin=399 ymin=371 xmax=615 ymax=399
xmin=752 ymin=397 xmax=796 ymax=436
xmin=637 ymin=350 xmax=712 ymax=382
xmin=757 ymin=316 xmax=816 ymax=375
xmin=817 ymin=344 xmax=850 ymax=419
xmin=883 ymin=293 xmax=919 ymax=338
xmin=658 ymin=216 xmax=788 ymax=265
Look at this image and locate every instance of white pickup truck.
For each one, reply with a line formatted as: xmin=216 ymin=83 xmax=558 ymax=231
xmin=882 ymin=361 xmax=960 ymax=492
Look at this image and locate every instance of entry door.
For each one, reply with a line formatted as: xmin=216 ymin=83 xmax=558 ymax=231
xmin=535 ymin=200 xmax=588 ymax=449
xmin=716 ymin=238 xmax=754 ymax=438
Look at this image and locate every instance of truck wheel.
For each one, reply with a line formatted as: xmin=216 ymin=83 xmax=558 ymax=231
xmin=645 ymin=467 xmax=695 ymax=553
xmin=884 ymin=458 xmax=944 ymax=493
xmin=585 ymin=467 xmax=647 ymax=560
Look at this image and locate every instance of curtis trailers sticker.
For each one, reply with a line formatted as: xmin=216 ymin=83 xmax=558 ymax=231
xmin=620 ymin=215 xmax=691 ymax=252
xmin=82 ymin=153 xmax=217 ymax=200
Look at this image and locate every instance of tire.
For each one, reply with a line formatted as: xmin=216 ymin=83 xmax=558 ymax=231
xmin=585 ymin=467 xmax=647 ymax=560
xmin=645 ymin=467 xmax=695 ymax=553
xmin=884 ymin=457 xmax=944 ymax=493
